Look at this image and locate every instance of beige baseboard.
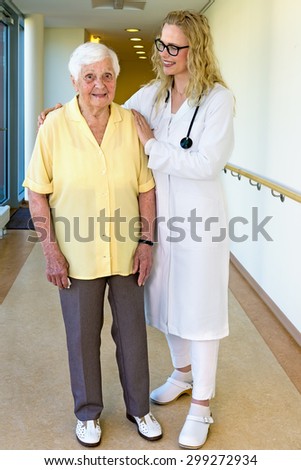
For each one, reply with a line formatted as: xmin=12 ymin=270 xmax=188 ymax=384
xmin=230 ymin=252 xmax=301 ymax=347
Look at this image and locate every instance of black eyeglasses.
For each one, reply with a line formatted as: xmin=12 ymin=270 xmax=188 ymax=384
xmin=155 ymin=38 xmax=189 ymax=57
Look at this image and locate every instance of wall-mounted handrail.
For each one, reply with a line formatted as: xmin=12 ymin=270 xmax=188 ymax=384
xmin=224 ymin=163 xmax=301 ymax=204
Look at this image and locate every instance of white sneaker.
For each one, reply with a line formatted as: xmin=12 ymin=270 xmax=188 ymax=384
xmin=76 ymin=419 xmax=101 ymax=447
xmin=150 ymin=377 xmax=192 ymax=405
xmin=127 ymin=412 xmax=163 ymax=441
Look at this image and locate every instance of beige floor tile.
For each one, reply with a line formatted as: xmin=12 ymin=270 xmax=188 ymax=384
xmin=0 ymin=244 xmax=301 ymax=450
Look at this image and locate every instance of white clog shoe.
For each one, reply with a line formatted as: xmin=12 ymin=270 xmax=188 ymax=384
xmin=150 ymin=377 xmax=192 ymax=405
xmin=179 ymin=414 xmax=213 ymax=449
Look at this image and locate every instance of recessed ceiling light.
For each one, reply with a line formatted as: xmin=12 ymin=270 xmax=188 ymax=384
xmin=130 ymin=37 xmax=142 ymax=42
xmin=138 ymin=56 xmax=147 ymax=60
xmin=136 ymin=51 xmax=145 ymax=54
xmin=133 ymin=45 xmax=144 ymax=49
xmin=125 ymin=28 xmax=140 ymax=32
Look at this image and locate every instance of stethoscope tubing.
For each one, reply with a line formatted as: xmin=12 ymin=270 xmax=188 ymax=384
xmin=180 ymin=105 xmax=200 ymax=149
xmin=151 ymin=89 xmax=200 ymax=149
xmin=165 ymin=90 xmax=200 ymax=149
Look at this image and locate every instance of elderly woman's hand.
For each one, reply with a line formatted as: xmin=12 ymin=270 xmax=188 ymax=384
xmin=132 ymin=110 xmax=154 ymax=147
xmin=132 ymin=243 xmax=153 ymax=286
xmin=44 ymin=245 xmax=70 ymax=289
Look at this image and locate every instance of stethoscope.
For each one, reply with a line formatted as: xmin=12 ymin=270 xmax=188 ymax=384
xmin=164 ymin=90 xmax=200 ymax=149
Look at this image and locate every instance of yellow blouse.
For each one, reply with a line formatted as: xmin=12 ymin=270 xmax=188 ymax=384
xmin=23 ymin=97 xmax=155 ymax=279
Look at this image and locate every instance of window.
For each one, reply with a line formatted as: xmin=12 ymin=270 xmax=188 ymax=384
xmin=0 ymin=2 xmax=24 ymax=206
xmin=0 ymin=18 xmax=8 ymax=204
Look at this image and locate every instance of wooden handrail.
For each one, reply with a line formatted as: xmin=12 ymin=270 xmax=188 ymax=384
xmin=224 ymin=163 xmax=301 ymax=204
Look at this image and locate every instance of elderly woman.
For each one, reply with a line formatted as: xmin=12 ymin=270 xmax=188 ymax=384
xmin=23 ymin=42 xmax=162 ymax=447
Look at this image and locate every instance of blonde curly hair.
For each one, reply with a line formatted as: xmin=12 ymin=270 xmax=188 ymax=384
xmin=150 ymin=10 xmax=228 ymax=107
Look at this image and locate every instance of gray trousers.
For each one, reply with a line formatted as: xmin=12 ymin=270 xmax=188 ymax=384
xmin=59 ymin=274 xmax=150 ymax=421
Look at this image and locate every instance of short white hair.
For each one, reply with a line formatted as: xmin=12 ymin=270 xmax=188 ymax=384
xmin=68 ymin=42 xmax=120 ymax=80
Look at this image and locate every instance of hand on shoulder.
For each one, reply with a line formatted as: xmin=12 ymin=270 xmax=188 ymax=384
xmin=37 ymin=103 xmax=63 ymax=128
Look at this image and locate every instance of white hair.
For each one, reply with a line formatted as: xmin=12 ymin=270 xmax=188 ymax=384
xmin=68 ymin=42 xmax=120 ymax=80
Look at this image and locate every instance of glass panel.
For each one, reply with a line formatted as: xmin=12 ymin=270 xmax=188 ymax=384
xmin=0 ymin=20 xmax=8 ymax=204
xmin=18 ymin=23 xmax=24 ymax=198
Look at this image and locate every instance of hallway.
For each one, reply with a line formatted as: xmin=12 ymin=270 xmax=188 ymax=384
xmin=0 ymin=229 xmax=301 ymax=450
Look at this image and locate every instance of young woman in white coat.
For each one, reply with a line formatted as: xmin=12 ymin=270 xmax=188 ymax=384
xmin=38 ymin=10 xmax=234 ymax=449
xmin=126 ymin=10 xmax=234 ymax=449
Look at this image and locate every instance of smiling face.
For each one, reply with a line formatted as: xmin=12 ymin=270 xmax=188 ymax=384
xmin=159 ymin=23 xmax=190 ymax=79
xmin=72 ymin=57 xmax=117 ymax=113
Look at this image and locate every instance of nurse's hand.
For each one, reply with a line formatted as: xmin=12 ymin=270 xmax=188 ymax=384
xmin=132 ymin=243 xmax=153 ymax=286
xmin=132 ymin=109 xmax=154 ymax=146
xmin=37 ymin=103 xmax=63 ymax=127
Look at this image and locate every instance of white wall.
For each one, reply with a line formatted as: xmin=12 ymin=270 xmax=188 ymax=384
xmin=207 ymin=0 xmax=301 ymax=338
xmin=43 ymin=30 xmax=154 ymax=107
xmin=44 ymin=28 xmax=86 ymax=108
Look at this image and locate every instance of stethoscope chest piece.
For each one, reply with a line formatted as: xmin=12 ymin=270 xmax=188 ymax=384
xmin=180 ymin=137 xmax=193 ymax=149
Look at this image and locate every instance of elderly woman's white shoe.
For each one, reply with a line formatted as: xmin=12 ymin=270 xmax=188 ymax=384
xmin=127 ymin=412 xmax=163 ymax=441
xmin=178 ymin=412 xmax=213 ymax=449
xmin=76 ymin=419 xmax=101 ymax=447
xmin=150 ymin=377 xmax=192 ymax=404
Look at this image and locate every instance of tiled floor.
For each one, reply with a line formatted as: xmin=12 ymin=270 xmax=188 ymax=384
xmin=1 ymin=229 xmax=300 ymax=392
xmin=229 ymin=262 xmax=301 ymax=394
xmin=0 ymin=230 xmax=35 ymax=303
xmin=0 ymin=229 xmax=301 ymax=450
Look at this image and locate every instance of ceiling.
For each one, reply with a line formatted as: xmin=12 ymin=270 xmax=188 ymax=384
xmin=12 ymin=0 xmax=213 ymax=61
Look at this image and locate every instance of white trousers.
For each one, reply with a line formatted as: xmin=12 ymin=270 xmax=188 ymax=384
xmin=166 ymin=333 xmax=220 ymax=400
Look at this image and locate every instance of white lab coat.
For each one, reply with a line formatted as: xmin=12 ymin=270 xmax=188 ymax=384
xmin=124 ymin=82 xmax=234 ymax=340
